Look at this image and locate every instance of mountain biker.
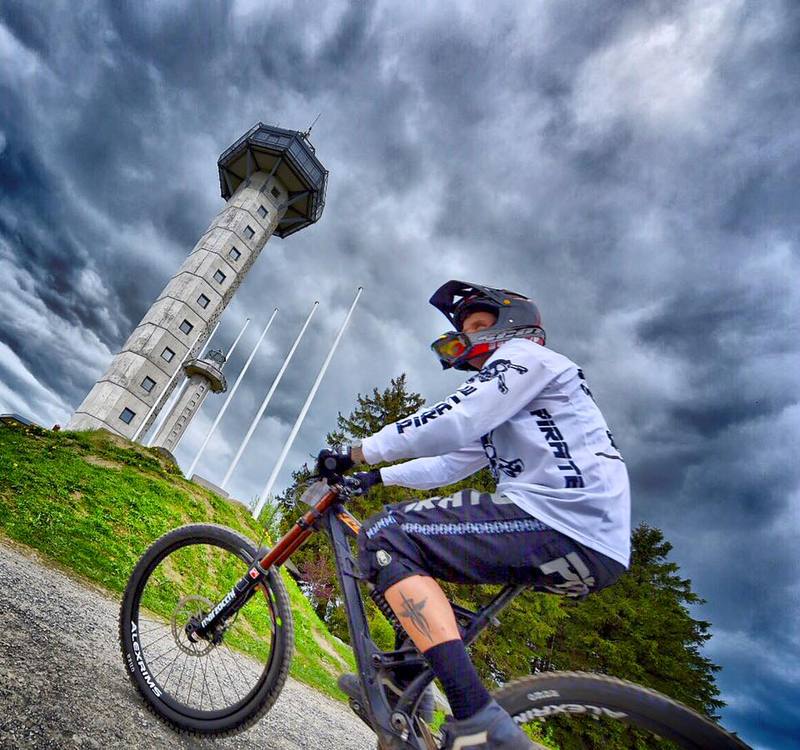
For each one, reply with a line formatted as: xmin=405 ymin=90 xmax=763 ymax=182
xmin=317 ymin=280 xmax=631 ymax=750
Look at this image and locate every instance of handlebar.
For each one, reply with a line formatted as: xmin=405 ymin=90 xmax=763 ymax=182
xmin=297 ymin=475 xmax=358 ymax=508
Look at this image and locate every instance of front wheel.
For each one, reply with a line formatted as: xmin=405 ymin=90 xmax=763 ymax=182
xmin=119 ymin=524 xmax=294 ymax=736
xmin=493 ymin=672 xmax=751 ymax=749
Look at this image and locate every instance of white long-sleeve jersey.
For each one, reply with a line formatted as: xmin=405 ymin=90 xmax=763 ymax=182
xmin=361 ymin=338 xmax=631 ymax=567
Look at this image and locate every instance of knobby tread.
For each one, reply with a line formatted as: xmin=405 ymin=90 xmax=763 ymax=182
xmin=119 ymin=523 xmax=294 ymax=737
xmin=492 ymin=671 xmax=751 ymax=750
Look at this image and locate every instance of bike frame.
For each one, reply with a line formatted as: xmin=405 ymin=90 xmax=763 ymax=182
xmin=188 ymin=485 xmax=528 ymax=750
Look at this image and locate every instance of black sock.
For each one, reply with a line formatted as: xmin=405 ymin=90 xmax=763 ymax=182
xmin=423 ymin=639 xmax=491 ymax=720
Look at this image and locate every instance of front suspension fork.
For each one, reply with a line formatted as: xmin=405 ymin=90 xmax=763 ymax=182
xmin=185 ymin=559 xmax=269 ymax=641
xmin=186 ymin=487 xmax=342 ymax=641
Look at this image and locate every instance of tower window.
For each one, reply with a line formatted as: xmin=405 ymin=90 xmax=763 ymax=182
xmin=271 ymin=186 xmax=280 ymax=199
xmin=228 ymin=246 xmax=241 ymax=261
xmin=179 ymin=319 xmax=194 ymax=335
xmin=120 ymin=407 xmax=136 ymax=424
xmin=213 ymin=269 xmax=226 ymax=284
xmin=197 ymin=293 xmax=210 ymax=308
xmin=244 ymin=225 xmax=255 ymax=240
xmin=161 ymin=347 xmax=175 ymax=362
xmin=258 ymin=205 xmax=268 ymax=219
xmin=141 ymin=376 xmax=156 ymax=393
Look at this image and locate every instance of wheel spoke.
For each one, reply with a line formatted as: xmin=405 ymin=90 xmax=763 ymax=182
xmin=187 ymin=650 xmax=199 ymax=706
xmin=208 ymin=649 xmax=229 ymax=706
xmin=138 ymin=624 xmax=167 ymax=637
xmin=141 ymin=625 xmax=171 ymax=641
xmin=146 ymin=643 xmax=182 ymax=665
xmin=200 ymin=655 xmax=213 ymax=710
xmin=154 ymin=648 xmax=182 ymax=683
xmin=216 ymin=647 xmax=243 ymax=703
xmin=223 ymin=641 xmax=254 ymax=687
xmin=174 ymin=651 xmax=190 ymax=700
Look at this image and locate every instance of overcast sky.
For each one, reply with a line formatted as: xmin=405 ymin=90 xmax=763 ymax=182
xmin=1 ymin=1 xmax=798 ymax=746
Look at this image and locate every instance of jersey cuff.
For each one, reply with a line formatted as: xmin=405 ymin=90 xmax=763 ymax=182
xmin=361 ymin=437 xmax=383 ymax=466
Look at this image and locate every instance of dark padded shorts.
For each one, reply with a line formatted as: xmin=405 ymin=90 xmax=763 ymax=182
xmin=357 ymin=488 xmax=625 ymax=596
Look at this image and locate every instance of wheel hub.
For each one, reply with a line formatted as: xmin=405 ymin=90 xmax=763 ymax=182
xmin=172 ymin=594 xmax=215 ymax=655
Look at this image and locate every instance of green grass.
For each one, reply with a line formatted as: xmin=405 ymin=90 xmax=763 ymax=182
xmin=0 ymin=423 xmax=560 ymax=748
xmin=0 ymin=423 xmax=355 ymax=700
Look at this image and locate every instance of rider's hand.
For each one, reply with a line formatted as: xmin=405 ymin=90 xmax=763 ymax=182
xmin=316 ymin=448 xmax=355 ymax=479
xmin=343 ymin=470 xmax=382 ymax=496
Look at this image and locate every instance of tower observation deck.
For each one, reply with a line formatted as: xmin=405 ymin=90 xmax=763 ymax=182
xmin=67 ymin=124 xmax=328 ymax=439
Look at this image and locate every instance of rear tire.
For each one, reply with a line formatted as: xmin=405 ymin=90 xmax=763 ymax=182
xmin=119 ymin=524 xmax=294 ymax=736
xmin=492 ymin=672 xmax=750 ymax=749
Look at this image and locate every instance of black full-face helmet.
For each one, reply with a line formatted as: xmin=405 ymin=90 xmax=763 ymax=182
xmin=429 ymin=280 xmax=546 ymax=370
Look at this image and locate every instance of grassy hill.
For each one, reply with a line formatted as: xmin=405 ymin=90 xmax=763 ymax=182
xmin=0 ymin=421 xmax=355 ymax=700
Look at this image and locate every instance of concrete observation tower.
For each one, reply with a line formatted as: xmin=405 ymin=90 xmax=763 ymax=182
xmin=67 ymin=124 xmax=328 ymax=441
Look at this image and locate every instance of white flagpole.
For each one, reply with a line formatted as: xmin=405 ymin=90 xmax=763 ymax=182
xmin=223 ymin=317 xmax=251 ymax=361
xmin=132 ymin=319 xmax=220 ymax=443
xmin=220 ymin=301 xmax=320 ymax=490
xmin=253 ymin=287 xmax=363 ymax=518
xmin=185 ymin=309 xmax=278 ymax=479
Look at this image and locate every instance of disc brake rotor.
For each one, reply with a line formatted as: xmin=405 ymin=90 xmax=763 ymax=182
xmin=171 ymin=594 xmax=215 ymax=656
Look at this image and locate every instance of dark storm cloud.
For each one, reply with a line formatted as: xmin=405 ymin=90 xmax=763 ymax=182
xmin=2 ymin=1 xmax=799 ymax=747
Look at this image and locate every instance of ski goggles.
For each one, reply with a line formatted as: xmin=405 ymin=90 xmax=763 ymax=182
xmin=431 ymin=332 xmax=471 ymax=364
xmin=431 ymin=331 xmax=494 ymax=368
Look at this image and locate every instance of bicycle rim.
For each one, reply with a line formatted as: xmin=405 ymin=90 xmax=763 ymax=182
xmin=120 ymin=525 xmax=291 ymax=734
xmin=493 ymin=672 xmax=751 ymax=750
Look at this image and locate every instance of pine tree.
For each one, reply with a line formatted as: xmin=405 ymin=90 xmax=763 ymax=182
xmin=326 ymin=374 xmax=426 ymax=446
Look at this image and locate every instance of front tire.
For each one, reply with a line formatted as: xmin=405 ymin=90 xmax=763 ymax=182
xmin=492 ymin=672 xmax=751 ymax=749
xmin=119 ymin=524 xmax=294 ymax=736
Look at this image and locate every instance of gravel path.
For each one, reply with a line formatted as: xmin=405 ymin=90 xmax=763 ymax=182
xmin=0 ymin=539 xmax=376 ymax=750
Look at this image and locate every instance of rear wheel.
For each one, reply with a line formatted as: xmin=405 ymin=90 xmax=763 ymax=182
xmin=492 ymin=672 xmax=751 ymax=749
xmin=119 ymin=524 xmax=294 ymax=736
